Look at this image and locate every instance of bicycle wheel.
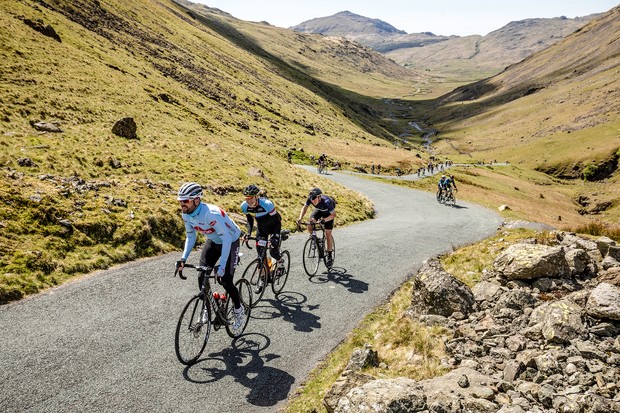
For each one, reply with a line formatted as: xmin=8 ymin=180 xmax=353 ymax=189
xmin=302 ymin=237 xmax=320 ymax=276
xmin=174 ymin=295 xmax=211 ymax=365
xmin=436 ymin=190 xmax=442 ymax=203
xmin=272 ymin=250 xmax=290 ymax=294
xmin=242 ymin=258 xmax=268 ymax=307
xmin=448 ymin=191 xmax=456 ymax=207
xmin=225 ymin=278 xmax=252 ymax=338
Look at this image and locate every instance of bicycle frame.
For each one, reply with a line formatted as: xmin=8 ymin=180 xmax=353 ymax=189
xmin=298 ymin=221 xmax=335 ymax=276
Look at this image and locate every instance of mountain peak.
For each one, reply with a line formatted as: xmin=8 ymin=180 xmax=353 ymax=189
xmin=292 ymin=11 xmax=406 ymax=36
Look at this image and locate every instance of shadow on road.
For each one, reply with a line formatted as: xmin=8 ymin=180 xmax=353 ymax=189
xmin=309 ymin=267 xmax=369 ymax=294
xmin=183 ymin=334 xmax=295 ymax=407
xmin=250 ymin=292 xmax=322 ymax=333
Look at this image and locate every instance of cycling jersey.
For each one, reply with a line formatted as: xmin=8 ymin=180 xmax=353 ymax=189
xmin=181 ymin=202 xmax=241 ymax=268
xmin=305 ymin=194 xmax=336 ymax=214
xmin=241 ymin=197 xmax=281 ymax=235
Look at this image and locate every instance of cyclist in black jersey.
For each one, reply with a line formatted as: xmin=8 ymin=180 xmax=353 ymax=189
xmin=241 ymin=185 xmax=284 ymax=291
xmin=297 ymin=187 xmax=336 ymax=267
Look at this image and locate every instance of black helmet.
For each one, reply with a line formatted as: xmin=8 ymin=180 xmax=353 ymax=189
xmin=309 ymin=187 xmax=322 ymax=199
xmin=243 ymin=184 xmax=260 ymax=196
xmin=177 ymin=182 xmax=203 ymax=200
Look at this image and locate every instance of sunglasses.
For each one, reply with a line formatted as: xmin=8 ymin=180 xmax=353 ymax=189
xmin=179 ymin=199 xmax=193 ymax=204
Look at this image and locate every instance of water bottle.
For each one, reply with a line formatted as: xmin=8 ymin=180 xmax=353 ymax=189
xmin=212 ymin=292 xmax=220 ymax=302
xmin=219 ymin=293 xmax=227 ymax=305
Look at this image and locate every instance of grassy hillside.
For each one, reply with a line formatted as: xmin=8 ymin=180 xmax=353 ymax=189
xmin=0 ymin=0 xmax=428 ymax=303
xmin=404 ymin=6 xmax=620 ymax=230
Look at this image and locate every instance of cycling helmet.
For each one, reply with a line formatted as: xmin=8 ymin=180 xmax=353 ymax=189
xmin=309 ymin=187 xmax=322 ymax=199
xmin=441 ymin=175 xmax=446 ymax=178
xmin=177 ymin=182 xmax=203 ymax=200
xmin=243 ymin=184 xmax=260 ymax=197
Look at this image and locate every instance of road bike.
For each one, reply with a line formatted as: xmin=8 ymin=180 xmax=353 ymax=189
xmin=317 ymin=161 xmax=327 ymax=174
xmin=298 ymin=221 xmax=336 ymax=276
xmin=241 ymin=230 xmax=291 ymax=307
xmin=444 ymin=187 xmax=456 ymax=207
xmin=173 ymin=263 xmax=252 ymax=365
xmin=436 ymin=187 xmax=456 ymax=206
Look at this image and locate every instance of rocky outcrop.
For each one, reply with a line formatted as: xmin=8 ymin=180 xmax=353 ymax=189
xmin=325 ymin=232 xmax=620 ymax=412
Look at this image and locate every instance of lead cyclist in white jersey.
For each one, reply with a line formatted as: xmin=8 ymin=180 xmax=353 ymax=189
xmin=175 ymin=182 xmax=245 ymax=329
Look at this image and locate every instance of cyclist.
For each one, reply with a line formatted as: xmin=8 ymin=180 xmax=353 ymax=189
xmin=175 ymin=182 xmax=245 ymax=329
xmin=297 ymin=187 xmax=336 ymax=268
xmin=437 ymin=175 xmax=448 ymax=199
xmin=240 ymin=184 xmax=283 ymax=293
xmin=317 ymin=153 xmax=327 ymax=171
xmin=447 ymin=175 xmax=458 ymax=192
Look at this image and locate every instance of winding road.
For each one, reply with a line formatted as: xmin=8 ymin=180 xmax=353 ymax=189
xmin=0 ymin=168 xmax=502 ymax=412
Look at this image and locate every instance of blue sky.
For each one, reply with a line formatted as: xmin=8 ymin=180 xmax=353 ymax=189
xmin=191 ymin=0 xmax=618 ymax=36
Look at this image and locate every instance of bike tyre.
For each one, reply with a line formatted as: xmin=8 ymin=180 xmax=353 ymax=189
xmin=174 ymin=295 xmax=211 ymax=365
xmin=225 ymin=278 xmax=252 ymax=338
xmin=271 ymin=250 xmax=290 ymax=294
xmin=242 ymin=258 xmax=267 ymax=307
xmin=302 ymin=237 xmax=320 ymax=277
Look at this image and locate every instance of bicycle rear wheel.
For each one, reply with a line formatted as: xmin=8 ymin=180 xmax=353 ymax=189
xmin=242 ymin=258 xmax=268 ymax=307
xmin=175 ymin=295 xmax=211 ymax=365
xmin=225 ymin=278 xmax=252 ymax=338
xmin=302 ymin=237 xmax=320 ymax=276
xmin=272 ymin=250 xmax=290 ymax=294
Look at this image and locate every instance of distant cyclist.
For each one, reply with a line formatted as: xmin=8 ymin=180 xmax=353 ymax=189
xmin=437 ymin=175 xmax=448 ymax=198
xmin=447 ymin=175 xmax=458 ymax=192
xmin=317 ymin=153 xmax=328 ymax=171
xmin=240 ymin=184 xmax=283 ymax=293
xmin=175 ymin=182 xmax=245 ymax=329
xmin=297 ymin=187 xmax=336 ymax=267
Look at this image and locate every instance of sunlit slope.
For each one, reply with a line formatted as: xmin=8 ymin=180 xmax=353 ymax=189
xmin=424 ymin=6 xmax=620 ymax=226
xmin=0 ymin=0 xmax=422 ymax=302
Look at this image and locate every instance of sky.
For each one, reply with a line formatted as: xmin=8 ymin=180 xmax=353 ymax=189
xmin=192 ymin=0 xmax=618 ymax=36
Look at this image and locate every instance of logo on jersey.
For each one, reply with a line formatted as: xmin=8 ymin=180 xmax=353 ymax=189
xmin=195 ymin=226 xmax=215 ymax=235
xmin=209 ymin=220 xmax=217 ymax=226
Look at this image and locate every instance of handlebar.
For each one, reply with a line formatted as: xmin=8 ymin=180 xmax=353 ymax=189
xmin=174 ymin=262 xmax=217 ymax=280
xmin=243 ymin=230 xmax=291 ymax=249
xmin=296 ymin=220 xmax=325 ymax=231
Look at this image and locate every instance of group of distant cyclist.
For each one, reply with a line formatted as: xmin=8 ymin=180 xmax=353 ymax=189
xmin=437 ymin=174 xmax=458 ymax=205
xmin=174 ymin=181 xmax=336 ymax=331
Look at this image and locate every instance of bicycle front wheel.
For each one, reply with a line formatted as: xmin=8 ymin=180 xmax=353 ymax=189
xmin=175 ymin=295 xmax=211 ymax=365
xmin=302 ymin=237 xmax=320 ymax=276
xmin=272 ymin=250 xmax=290 ymax=294
xmin=242 ymin=258 xmax=268 ymax=307
xmin=448 ymin=192 xmax=456 ymax=207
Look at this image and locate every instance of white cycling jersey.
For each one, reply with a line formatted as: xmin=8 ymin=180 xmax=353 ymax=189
xmin=181 ymin=202 xmax=241 ymax=267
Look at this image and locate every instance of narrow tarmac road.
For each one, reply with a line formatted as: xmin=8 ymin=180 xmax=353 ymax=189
xmin=0 ymin=168 xmax=502 ymax=412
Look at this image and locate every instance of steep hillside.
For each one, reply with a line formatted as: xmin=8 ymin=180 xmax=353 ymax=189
xmin=424 ymin=6 xmax=620 ymax=225
xmin=179 ymin=3 xmax=431 ymax=100
xmin=0 ymin=0 xmax=424 ymax=302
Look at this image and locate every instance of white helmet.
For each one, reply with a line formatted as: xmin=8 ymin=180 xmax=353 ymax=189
xmin=177 ymin=182 xmax=203 ymax=200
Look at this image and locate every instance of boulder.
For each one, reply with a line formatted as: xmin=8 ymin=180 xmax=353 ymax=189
xmin=409 ymin=259 xmax=475 ymax=317
xmin=586 ymin=283 xmax=620 ymax=320
xmin=335 ymin=377 xmax=426 ymax=413
xmin=112 ymin=117 xmax=137 ymax=139
xmin=493 ymin=244 xmax=570 ymax=280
